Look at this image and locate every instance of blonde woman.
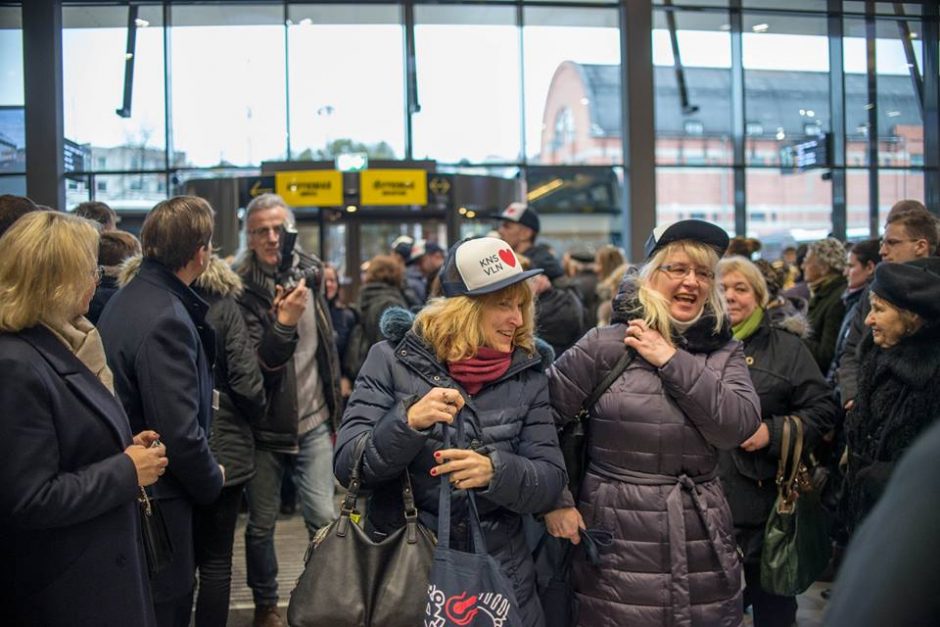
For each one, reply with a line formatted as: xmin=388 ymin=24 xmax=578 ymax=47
xmin=334 ymin=236 xmax=566 ymax=627
xmin=545 ymin=221 xmax=761 ymax=627
xmin=0 ymin=212 xmax=167 ymax=627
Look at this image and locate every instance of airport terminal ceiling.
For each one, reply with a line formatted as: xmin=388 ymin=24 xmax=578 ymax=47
xmin=4 ymin=0 xmax=938 ymax=261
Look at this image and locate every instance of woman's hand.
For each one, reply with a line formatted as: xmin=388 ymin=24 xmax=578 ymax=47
xmin=740 ymin=422 xmax=770 ymax=452
xmin=431 ymin=448 xmax=493 ymax=490
xmin=624 ymin=319 xmax=676 ymax=367
xmin=407 ymin=387 xmax=465 ymax=431
xmin=132 ymin=430 xmax=160 ymax=447
xmin=124 ymin=442 xmax=168 ymax=487
xmin=544 ymin=507 xmax=586 ymax=544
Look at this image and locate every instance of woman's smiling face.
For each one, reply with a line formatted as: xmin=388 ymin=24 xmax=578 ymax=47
xmin=650 ymin=249 xmax=712 ymax=322
xmin=480 ymin=294 xmax=523 ymax=352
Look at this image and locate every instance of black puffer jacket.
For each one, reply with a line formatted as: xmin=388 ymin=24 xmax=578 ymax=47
xmin=334 ymin=308 xmax=566 ymax=627
xmin=718 ymin=311 xmax=839 ymax=564
xmin=536 ymin=287 xmax=585 ymax=357
xmin=236 ymin=251 xmax=343 ymax=451
xmin=842 ymin=324 xmax=940 ymax=533
xmin=193 ymin=258 xmax=266 ymax=487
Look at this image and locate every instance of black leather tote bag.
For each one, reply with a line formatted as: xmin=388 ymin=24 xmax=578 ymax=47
xmin=138 ymin=487 xmax=174 ymax=577
xmin=287 ymin=435 xmax=436 ymax=627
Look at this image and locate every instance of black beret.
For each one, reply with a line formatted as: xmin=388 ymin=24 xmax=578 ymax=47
xmin=870 ymin=257 xmax=940 ymax=323
xmin=644 ymin=219 xmax=729 ymax=259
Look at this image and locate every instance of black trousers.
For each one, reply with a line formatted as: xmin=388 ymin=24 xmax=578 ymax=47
xmin=193 ymin=485 xmax=245 ymax=627
xmin=743 ymin=562 xmax=798 ymax=627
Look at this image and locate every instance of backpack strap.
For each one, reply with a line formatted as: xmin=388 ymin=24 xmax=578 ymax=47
xmin=580 ymin=348 xmax=635 ymax=417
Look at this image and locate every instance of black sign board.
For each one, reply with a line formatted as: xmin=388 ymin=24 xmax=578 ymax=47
xmin=780 ymin=134 xmax=829 ymax=174
xmin=238 ymin=175 xmax=275 ymax=208
xmin=63 ymin=139 xmax=88 ymax=174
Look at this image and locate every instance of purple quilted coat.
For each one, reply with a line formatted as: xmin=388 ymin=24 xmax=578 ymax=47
xmin=548 ymin=289 xmax=760 ymax=627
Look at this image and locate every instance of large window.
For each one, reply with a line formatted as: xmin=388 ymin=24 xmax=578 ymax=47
xmin=287 ymin=5 xmax=405 ymax=160
xmin=413 ymin=6 xmax=521 ymax=164
xmin=169 ymin=5 xmax=287 ymax=168
xmin=524 ymin=7 xmax=622 ymax=165
xmin=653 ymin=9 xmax=732 ymax=167
xmin=657 ymin=167 xmax=735 ymax=235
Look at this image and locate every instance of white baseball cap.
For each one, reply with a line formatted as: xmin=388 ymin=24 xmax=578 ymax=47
xmin=440 ymin=236 xmax=543 ymax=298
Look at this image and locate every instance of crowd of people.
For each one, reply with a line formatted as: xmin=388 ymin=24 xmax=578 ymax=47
xmin=0 ymin=190 xmax=938 ymax=627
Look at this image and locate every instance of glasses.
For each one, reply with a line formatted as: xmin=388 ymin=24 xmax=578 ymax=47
xmin=879 ymin=237 xmax=920 ymax=248
xmin=248 ymin=225 xmax=284 ymax=239
xmin=658 ymin=263 xmax=715 ymax=282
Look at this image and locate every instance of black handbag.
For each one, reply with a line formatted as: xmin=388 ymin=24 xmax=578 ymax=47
xmin=760 ymin=415 xmax=832 ymax=596
xmin=287 ymin=436 xmax=436 ymax=627
xmin=138 ymin=487 xmax=174 ymax=577
xmin=558 ymin=348 xmax=634 ymax=501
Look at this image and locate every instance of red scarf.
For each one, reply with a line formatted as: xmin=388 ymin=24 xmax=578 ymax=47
xmin=447 ymin=347 xmax=512 ymax=395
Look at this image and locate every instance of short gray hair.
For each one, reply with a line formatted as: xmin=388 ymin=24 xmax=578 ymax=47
xmin=245 ymin=193 xmax=295 ymax=229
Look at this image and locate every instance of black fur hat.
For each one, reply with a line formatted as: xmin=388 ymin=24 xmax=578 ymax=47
xmin=870 ymin=257 xmax=940 ymax=324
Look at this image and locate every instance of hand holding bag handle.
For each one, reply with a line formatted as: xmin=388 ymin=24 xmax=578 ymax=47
xmin=288 ymin=434 xmax=435 ymax=627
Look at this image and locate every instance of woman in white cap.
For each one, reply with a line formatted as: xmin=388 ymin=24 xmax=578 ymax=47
xmin=333 ymin=236 xmax=566 ymax=626
xmin=544 ymin=220 xmax=761 ymax=627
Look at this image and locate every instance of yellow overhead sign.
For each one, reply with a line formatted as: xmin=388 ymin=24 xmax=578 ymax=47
xmin=360 ymin=170 xmax=428 ymax=206
xmin=275 ymin=170 xmax=343 ymax=207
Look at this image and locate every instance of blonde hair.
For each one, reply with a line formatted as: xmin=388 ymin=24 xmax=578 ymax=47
xmin=413 ymin=280 xmax=535 ymax=362
xmin=0 ymin=211 xmax=99 ymax=332
xmin=637 ymin=240 xmax=726 ymax=344
xmin=717 ymin=256 xmax=770 ymax=308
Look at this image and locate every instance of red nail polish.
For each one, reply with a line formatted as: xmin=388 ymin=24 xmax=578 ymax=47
xmin=429 ymin=468 xmax=437 ymax=476
xmin=434 ymin=452 xmax=441 ymax=459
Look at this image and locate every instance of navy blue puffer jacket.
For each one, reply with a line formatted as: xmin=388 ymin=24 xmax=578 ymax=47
xmin=334 ymin=308 xmax=566 ymax=627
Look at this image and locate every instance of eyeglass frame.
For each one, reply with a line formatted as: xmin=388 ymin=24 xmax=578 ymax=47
xmin=657 ymin=263 xmax=715 ymax=282
xmin=879 ymin=237 xmax=923 ymax=249
xmin=248 ymin=223 xmax=287 ymax=239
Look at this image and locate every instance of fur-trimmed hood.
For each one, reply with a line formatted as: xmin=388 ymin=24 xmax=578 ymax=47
xmin=379 ymin=306 xmax=555 ymax=370
xmin=117 ymin=254 xmax=243 ymax=298
xmin=766 ymin=299 xmax=811 ymax=339
xmin=610 ymin=270 xmax=732 ymax=354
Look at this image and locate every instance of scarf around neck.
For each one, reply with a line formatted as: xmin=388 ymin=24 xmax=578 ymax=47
xmin=732 ymin=306 xmax=764 ymax=341
xmin=447 ymin=346 xmax=513 ymax=395
xmin=44 ymin=316 xmax=115 ymax=394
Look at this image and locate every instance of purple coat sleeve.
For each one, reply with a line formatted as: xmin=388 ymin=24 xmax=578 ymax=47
xmin=658 ymin=340 xmax=762 ymax=449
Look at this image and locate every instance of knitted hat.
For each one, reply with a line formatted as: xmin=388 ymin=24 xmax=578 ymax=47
xmin=440 ymin=236 xmax=542 ymax=298
xmin=808 ymin=237 xmax=847 ymax=274
xmin=754 ymin=259 xmax=786 ymax=299
xmin=870 ymin=257 xmax=940 ymax=324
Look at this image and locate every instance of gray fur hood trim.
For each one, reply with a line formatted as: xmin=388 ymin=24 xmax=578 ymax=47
xmin=379 ymin=306 xmax=555 ymax=370
xmin=117 ymin=254 xmax=243 ymax=298
xmin=766 ymin=300 xmax=811 ymax=339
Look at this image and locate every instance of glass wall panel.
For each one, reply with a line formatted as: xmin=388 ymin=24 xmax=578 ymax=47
xmin=0 ymin=175 xmax=26 ymax=196
xmin=845 ymin=167 xmax=872 ymax=238
xmin=653 ymin=9 xmax=732 ymax=166
xmin=745 ymin=168 xmax=832 ymax=242
xmin=743 ymin=14 xmax=830 ymax=166
xmin=413 ymin=6 xmax=521 ymax=164
xmin=169 ymin=5 xmax=286 ymax=168
xmin=878 ymin=168 xmax=925 ymax=225
xmin=524 ymin=7 xmax=621 ymax=165
xmin=657 ymin=167 xmax=735 ymax=235
xmin=287 ymin=5 xmax=405 ymax=160
xmin=0 ymin=7 xmax=24 ymax=174
xmin=63 ymin=6 xmax=167 ymax=173
xmin=92 ymin=173 xmax=168 ymax=212
xmin=844 ymin=17 xmax=925 ymax=167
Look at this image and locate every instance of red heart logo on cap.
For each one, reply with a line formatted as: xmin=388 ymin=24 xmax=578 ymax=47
xmin=498 ymin=249 xmax=516 ymax=267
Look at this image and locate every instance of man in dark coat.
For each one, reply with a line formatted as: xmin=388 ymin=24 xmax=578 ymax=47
xmin=528 ymin=254 xmax=586 ymax=357
xmin=234 ymin=193 xmax=342 ymax=627
xmin=88 ymin=230 xmax=141 ymax=325
xmin=98 ymin=196 xmax=224 ymax=627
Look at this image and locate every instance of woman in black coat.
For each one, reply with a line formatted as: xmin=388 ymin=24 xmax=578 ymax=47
xmin=334 ymin=237 xmax=566 ymax=627
xmin=0 ymin=212 xmax=167 ymax=627
xmin=324 ymin=262 xmax=357 ymax=396
xmin=843 ymin=258 xmax=940 ymax=534
xmin=717 ymin=256 xmax=839 ymax=627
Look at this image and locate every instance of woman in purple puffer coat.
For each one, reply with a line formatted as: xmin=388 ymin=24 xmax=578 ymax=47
xmin=544 ymin=220 xmax=761 ymax=627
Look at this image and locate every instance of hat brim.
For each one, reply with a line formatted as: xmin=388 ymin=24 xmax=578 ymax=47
xmin=443 ymin=268 xmax=543 ymax=298
xmin=645 ymin=220 xmax=730 ymax=259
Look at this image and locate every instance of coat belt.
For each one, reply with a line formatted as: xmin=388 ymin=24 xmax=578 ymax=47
xmin=588 ymin=460 xmax=737 ymax=627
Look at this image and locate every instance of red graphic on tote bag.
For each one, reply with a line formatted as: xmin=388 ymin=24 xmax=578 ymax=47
xmin=426 ymin=585 xmax=511 ymax=627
